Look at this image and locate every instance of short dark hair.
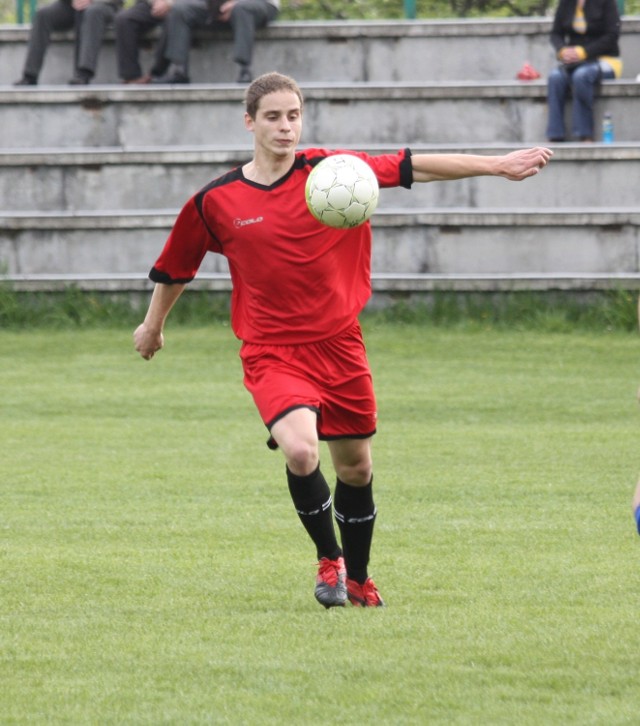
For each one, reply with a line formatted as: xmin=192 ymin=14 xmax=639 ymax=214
xmin=245 ymin=72 xmax=304 ymax=119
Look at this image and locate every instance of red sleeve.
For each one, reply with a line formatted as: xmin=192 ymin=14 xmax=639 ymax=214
xmin=149 ymin=196 xmax=218 ymax=284
xmin=351 ymin=148 xmax=414 ymax=189
xmin=303 ymin=147 xmax=414 ymax=190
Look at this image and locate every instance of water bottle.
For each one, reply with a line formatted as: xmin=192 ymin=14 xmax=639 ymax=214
xmin=602 ymin=112 xmax=614 ymax=144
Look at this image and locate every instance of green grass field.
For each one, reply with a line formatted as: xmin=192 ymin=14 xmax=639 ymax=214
xmin=2 ymin=321 xmax=640 ymax=724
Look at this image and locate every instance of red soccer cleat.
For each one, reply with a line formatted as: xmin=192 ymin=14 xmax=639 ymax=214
xmin=346 ymin=577 xmax=385 ymax=607
xmin=314 ymin=556 xmax=347 ymax=608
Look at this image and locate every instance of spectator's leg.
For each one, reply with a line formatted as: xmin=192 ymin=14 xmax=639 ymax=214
xmin=115 ymin=0 xmax=161 ymax=81
xmin=572 ymin=61 xmax=616 ymax=141
xmin=229 ymin=0 xmax=277 ymax=82
xmin=159 ymin=0 xmax=209 ymax=77
xmin=72 ymin=2 xmax=117 ymax=83
xmin=545 ymin=65 xmax=571 ymax=141
xmin=570 ymin=61 xmax=602 ymax=140
xmin=19 ymin=0 xmax=75 ymax=83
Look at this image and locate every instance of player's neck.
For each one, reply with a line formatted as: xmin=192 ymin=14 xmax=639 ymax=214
xmin=244 ymin=150 xmax=295 ymax=186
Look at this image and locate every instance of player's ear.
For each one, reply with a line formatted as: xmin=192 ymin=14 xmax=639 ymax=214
xmin=244 ymin=113 xmax=255 ymax=132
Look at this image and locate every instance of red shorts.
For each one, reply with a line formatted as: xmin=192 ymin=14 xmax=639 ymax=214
xmin=240 ymin=320 xmax=377 ymax=444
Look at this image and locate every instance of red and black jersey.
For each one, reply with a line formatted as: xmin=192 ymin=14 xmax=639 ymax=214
xmin=150 ymin=147 xmax=414 ymax=344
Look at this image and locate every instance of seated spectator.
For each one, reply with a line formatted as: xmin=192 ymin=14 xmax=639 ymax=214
xmin=546 ymin=0 xmax=622 ymax=142
xmin=114 ymin=0 xmax=173 ymax=84
xmin=149 ymin=0 xmax=279 ymax=85
xmin=14 ymin=0 xmax=123 ymax=86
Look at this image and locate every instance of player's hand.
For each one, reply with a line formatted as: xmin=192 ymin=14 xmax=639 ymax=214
xmin=72 ymin=0 xmax=91 ymax=10
xmin=498 ymin=147 xmax=553 ymax=181
xmin=133 ymin=323 xmax=164 ymax=360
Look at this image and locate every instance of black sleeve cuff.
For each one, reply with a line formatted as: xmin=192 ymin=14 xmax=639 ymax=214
xmin=399 ymin=148 xmax=414 ymax=189
xmin=149 ymin=267 xmax=195 ymax=285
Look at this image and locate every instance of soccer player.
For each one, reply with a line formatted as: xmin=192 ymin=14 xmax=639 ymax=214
xmin=134 ymin=72 xmax=553 ymax=608
xmin=632 ymin=479 xmax=640 ymax=535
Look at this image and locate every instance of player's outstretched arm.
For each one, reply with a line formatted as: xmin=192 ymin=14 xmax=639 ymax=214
xmin=133 ymin=282 xmax=186 ymax=360
xmin=411 ymin=147 xmax=553 ymax=183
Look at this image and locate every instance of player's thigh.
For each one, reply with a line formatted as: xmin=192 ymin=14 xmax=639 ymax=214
xmin=270 ymin=406 xmax=320 ymax=475
xmin=327 ymin=437 xmax=372 ymax=486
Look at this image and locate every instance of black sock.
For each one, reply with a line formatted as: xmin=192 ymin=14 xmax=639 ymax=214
xmin=287 ymin=465 xmax=342 ymax=561
xmin=334 ymin=477 xmax=377 ymax=584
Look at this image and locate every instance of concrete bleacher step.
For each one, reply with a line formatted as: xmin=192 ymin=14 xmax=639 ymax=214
xmin=2 ymin=208 xmax=638 ymax=290
xmin=1 ymin=17 xmax=639 ymax=294
xmin=1 ymin=143 xmax=639 ymax=212
xmin=1 ymin=18 xmax=639 ymax=85
xmin=10 ymin=271 xmax=639 ymax=294
xmin=1 ymin=81 xmax=639 ymax=148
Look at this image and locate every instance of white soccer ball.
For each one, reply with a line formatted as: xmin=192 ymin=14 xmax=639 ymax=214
xmin=305 ymin=154 xmax=380 ymax=229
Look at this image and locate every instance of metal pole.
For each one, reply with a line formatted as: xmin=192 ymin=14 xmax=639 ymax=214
xmin=404 ymin=0 xmax=416 ymax=19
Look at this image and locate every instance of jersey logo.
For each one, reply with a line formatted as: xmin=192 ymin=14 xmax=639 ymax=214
xmin=234 ymin=216 xmax=264 ymax=228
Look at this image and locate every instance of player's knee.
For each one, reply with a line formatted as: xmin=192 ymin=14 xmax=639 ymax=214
xmin=284 ymin=440 xmax=319 ymax=476
xmin=335 ymin=459 xmax=372 ymax=486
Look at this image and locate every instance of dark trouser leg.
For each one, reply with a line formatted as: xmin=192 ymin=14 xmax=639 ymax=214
xmin=74 ymin=2 xmax=116 ymax=76
xmin=115 ymin=0 xmax=162 ymax=80
xmin=160 ymin=0 xmax=208 ymax=74
xmin=229 ymin=0 xmax=277 ymax=67
xmin=22 ymin=0 xmax=75 ymax=80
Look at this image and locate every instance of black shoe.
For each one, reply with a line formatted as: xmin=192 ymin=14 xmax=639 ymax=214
xmin=69 ymin=69 xmax=93 ymax=85
xmin=151 ymin=68 xmax=190 ymax=85
xmin=123 ymin=74 xmax=151 ymax=85
xmin=236 ymin=66 xmax=252 ymax=84
xmin=14 ymin=75 xmax=37 ymax=86
xmin=68 ymin=75 xmax=90 ymax=85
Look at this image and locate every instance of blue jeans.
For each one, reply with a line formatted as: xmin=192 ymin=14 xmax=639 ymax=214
xmin=546 ymin=61 xmax=615 ymax=140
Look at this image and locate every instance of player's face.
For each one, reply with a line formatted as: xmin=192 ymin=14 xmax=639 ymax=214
xmin=245 ymin=91 xmax=302 ymax=159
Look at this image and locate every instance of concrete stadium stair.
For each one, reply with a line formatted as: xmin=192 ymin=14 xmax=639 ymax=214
xmin=0 ymin=19 xmax=639 ymax=293
xmin=0 ymin=144 xmax=639 ymax=211
xmin=1 ymin=81 xmax=639 ymax=147
xmin=3 ymin=207 xmax=639 ymax=291
xmin=1 ymin=18 xmax=639 ymax=84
